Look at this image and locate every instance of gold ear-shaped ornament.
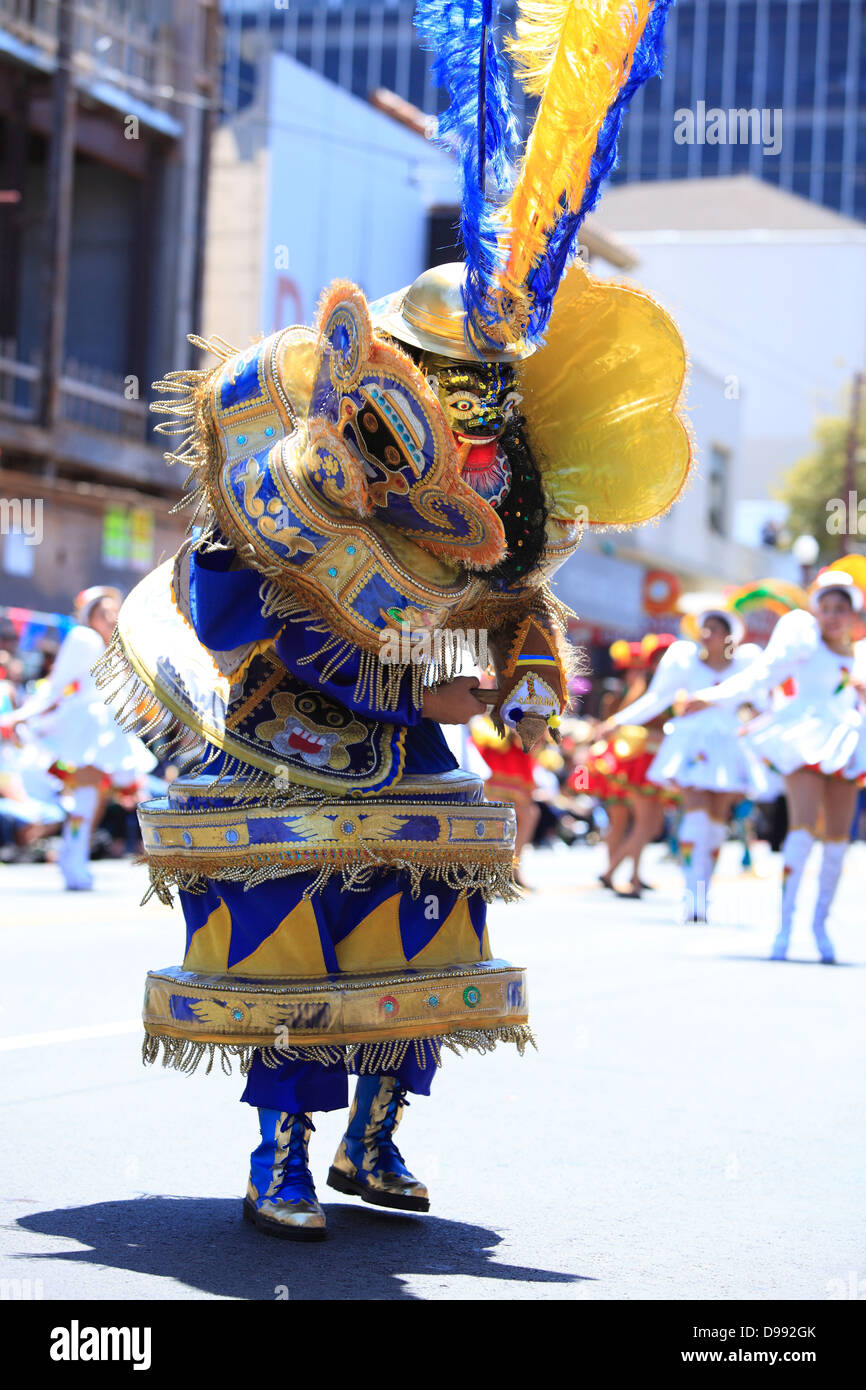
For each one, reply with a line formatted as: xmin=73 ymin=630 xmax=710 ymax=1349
xmin=518 ymin=264 xmax=693 ymax=529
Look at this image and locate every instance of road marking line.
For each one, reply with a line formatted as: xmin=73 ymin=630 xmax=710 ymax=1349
xmin=0 ymin=1020 xmax=141 ymax=1051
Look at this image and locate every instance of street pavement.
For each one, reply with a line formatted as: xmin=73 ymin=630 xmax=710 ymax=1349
xmin=0 ymin=836 xmax=863 ymax=1302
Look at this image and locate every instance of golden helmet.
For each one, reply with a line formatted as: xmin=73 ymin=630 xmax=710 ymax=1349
xmin=369 ymin=262 xmax=535 ymax=364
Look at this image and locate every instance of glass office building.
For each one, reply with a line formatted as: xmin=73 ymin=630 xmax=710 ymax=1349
xmin=222 ymin=0 xmax=866 ymax=221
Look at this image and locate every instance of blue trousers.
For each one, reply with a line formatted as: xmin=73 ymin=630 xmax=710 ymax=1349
xmin=240 ymin=1050 xmax=438 ymax=1114
xmin=179 ymin=872 xmax=482 ymax=1117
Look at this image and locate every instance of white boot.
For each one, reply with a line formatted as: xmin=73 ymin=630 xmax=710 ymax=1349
xmin=811 ymin=839 xmax=846 ymax=964
xmin=58 ymin=785 xmax=99 ymax=890
xmin=706 ymin=818 xmax=727 ymax=882
xmin=678 ymin=810 xmax=710 ymax=922
xmin=702 ymin=817 xmax=728 ymax=917
xmin=771 ymin=827 xmax=813 ymax=960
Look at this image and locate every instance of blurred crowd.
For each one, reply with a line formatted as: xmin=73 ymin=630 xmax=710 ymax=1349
xmin=463 ymin=651 xmax=788 ymax=897
xmin=0 ymin=611 xmax=159 ymax=875
xmin=2 ymin=599 xmax=864 ymax=904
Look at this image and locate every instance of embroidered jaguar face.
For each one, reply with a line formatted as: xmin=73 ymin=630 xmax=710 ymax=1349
xmin=255 ymin=691 xmax=368 ymax=770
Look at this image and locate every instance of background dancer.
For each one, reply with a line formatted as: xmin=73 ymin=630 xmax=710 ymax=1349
xmin=472 ymin=708 xmax=541 ymax=889
xmin=684 ymin=571 xmax=866 ymax=961
xmin=585 ymin=642 xmax=644 ymax=892
xmin=588 ymin=635 xmax=676 ymax=898
xmin=0 ymin=587 xmax=155 ymax=890
xmin=598 ymin=608 xmax=762 ymax=920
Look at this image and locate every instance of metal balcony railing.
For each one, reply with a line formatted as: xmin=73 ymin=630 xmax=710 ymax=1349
xmin=0 ymin=338 xmax=149 ymax=439
xmin=0 ymin=0 xmax=181 ymax=117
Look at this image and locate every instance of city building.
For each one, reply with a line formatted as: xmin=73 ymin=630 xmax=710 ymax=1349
xmin=202 ymin=50 xmax=457 ymax=346
xmin=222 ymin=0 xmax=866 ymax=223
xmin=0 ymin=0 xmax=218 ymax=617
xmin=589 ymin=176 xmax=866 ymax=550
xmin=616 ymin=0 xmax=865 ymax=222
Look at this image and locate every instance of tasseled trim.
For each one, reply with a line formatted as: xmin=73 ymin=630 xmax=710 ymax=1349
xmin=92 ymin=630 xmax=203 ymax=761
xmin=177 ymin=749 xmax=331 ymax=808
xmin=150 ymin=333 xmax=241 ymax=554
xmin=258 ymin=579 xmax=470 ymax=712
xmin=93 ymin=630 xmax=372 ymax=810
xmin=142 ymin=1024 xmax=537 ymax=1076
xmin=141 ymin=853 xmax=521 ymax=907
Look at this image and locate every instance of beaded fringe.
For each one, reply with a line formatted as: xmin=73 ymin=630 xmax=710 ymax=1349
xmin=142 ymin=1024 xmax=537 ymax=1077
xmin=93 ymin=631 xmax=339 ymax=807
xmin=259 ymin=582 xmax=467 ymax=713
xmin=95 ymin=579 xmax=460 ymax=759
xmin=92 ymin=630 xmax=203 ymax=761
xmin=142 ymin=851 xmax=520 ymax=907
xmin=150 ymin=333 xmax=238 ymax=551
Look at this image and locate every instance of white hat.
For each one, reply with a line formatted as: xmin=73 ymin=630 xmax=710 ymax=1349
xmin=697 ymin=606 xmax=746 ymax=646
xmin=808 ymin=570 xmax=864 ymax=613
xmin=74 ymin=585 xmax=122 ymax=625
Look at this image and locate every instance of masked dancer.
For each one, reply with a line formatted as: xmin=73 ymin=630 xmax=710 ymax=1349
xmin=96 ymin=0 xmax=688 ymax=1238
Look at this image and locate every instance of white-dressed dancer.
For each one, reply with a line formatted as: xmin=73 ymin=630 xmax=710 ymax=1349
xmin=684 ymin=572 xmax=866 ymax=962
xmin=601 ymin=609 xmax=764 ymax=920
xmin=0 ymin=587 xmax=156 ymax=889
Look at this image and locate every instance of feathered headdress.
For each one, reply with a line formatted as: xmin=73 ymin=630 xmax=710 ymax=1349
xmin=415 ymin=0 xmax=675 ymax=350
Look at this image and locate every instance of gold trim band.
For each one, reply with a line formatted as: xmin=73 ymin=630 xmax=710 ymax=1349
xmin=139 ymin=797 xmax=516 ymax=870
xmin=143 ymin=958 xmax=528 ymax=1049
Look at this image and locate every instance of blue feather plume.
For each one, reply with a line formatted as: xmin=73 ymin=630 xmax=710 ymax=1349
xmin=414 ymin=1 xmax=517 ymax=349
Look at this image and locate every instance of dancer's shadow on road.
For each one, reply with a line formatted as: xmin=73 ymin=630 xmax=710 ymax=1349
xmin=17 ymin=1196 xmax=589 ymax=1300
xmin=719 ymin=953 xmax=860 ymax=967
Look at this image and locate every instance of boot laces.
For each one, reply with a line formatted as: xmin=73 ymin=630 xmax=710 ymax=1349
xmin=277 ymin=1114 xmax=315 ymax=1189
xmin=377 ymin=1084 xmax=408 ymax=1165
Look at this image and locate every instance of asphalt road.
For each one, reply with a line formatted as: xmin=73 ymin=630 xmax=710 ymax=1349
xmin=1 ymin=836 xmax=863 ymax=1301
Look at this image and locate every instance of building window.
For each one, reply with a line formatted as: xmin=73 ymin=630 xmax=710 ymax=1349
xmin=1 ymin=527 xmax=35 ymax=578
xmin=707 ymin=445 xmax=730 ymax=537
xmin=102 ymin=506 xmax=154 ymax=572
xmin=102 ymin=506 xmax=129 ymax=569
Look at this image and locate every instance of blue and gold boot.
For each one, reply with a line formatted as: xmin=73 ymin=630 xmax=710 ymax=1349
xmin=327 ymin=1075 xmax=430 ymax=1212
xmin=243 ymin=1109 xmax=327 ymax=1240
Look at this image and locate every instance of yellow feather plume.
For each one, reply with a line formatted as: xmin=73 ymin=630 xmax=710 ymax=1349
xmin=503 ymin=0 xmax=653 ymax=304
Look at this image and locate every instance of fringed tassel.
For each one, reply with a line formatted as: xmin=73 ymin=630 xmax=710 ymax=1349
xmin=150 ymin=334 xmax=240 ymax=545
xmin=93 ymin=630 xmax=201 ymax=761
xmin=258 ymin=578 xmax=473 ymax=715
xmin=259 ymin=580 xmax=316 ymax=624
xmin=141 ymin=1031 xmax=257 ymax=1076
xmin=144 ymin=852 xmax=520 ymax=906
xmin=142 ymin=1024 xmax=536 ymax=1076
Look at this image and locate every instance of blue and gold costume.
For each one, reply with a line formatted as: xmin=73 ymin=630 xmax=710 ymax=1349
xmin=99 ymin=0 xmax=690 ymax=1238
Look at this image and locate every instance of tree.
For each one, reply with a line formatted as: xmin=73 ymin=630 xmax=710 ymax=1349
xmin=775 ymin=409 xmax=866 ymax=560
